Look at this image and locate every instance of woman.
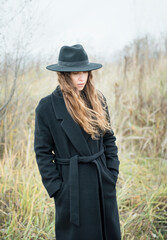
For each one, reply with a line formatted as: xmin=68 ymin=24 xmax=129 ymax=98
xmin=34 ymin=44 xmax=121 ymax=240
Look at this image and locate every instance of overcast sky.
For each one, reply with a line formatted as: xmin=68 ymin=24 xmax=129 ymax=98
xmin=1 ymin=0 xmax=167 ymax=61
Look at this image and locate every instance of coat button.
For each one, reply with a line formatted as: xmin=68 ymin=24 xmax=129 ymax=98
xmin=52 ymin=159 xmax=55 ymax=163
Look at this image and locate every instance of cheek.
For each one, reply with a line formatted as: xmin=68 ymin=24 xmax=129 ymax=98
xmin=84 ymin=75 xmax=88 ymax=81
xmin=71 ymin=76 xmax=78 ymax=85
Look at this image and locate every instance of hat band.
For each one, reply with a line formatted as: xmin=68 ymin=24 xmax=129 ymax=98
xmin=58 ymin=59 xmax=89 ymax=67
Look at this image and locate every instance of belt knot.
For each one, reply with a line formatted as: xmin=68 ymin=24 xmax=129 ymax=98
xmin=55 ymin=147 xmax=104 ymax=226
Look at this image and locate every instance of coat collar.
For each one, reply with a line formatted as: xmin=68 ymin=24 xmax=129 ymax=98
xmin=51 ymin=85 xmax=92 ymax=156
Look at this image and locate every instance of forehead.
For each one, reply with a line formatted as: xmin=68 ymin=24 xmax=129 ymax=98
xmin=70 ymin=71 xmax=88 ymax=73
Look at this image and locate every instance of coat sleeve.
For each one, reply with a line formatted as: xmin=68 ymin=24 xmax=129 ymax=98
xmin=101 ymin=93 xmax=120 ymax=177
xmin=34 ymin=102 xmax=63 ymax=198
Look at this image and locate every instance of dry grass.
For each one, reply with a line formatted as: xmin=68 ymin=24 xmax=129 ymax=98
xmin=0 ymin=144 xmax=166 ymax=239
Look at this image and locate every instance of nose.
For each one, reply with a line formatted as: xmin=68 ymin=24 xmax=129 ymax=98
xmin=79 ymin=72 xmax=85 ymax=80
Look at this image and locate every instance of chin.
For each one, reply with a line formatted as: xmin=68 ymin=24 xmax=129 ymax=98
xmin=78 ymin=86 xmax=84 ymax=90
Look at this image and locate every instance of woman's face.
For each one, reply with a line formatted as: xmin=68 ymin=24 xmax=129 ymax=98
xmin=69 ymin=71 xmax=88 ymax=91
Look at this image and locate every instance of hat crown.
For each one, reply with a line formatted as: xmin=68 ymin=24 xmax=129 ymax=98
xmin=46 ymin=43 xmax=102 ymax=72
xmin=58 ymin=44 xmax=88 ymax=65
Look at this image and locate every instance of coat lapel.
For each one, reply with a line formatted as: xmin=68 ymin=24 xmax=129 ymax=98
xmin=51 ymin=85 xmax=91 ymax=156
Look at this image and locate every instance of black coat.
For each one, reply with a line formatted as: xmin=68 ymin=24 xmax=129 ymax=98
xmin=34 ymin=84 xmax=121 ymax=240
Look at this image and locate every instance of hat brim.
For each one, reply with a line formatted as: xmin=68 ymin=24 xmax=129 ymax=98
xmin=46 ymin=62 xmax=102 ymax=72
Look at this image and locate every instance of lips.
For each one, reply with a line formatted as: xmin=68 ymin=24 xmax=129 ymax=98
xmin=78 ymin=84 xmax=84 ymax=86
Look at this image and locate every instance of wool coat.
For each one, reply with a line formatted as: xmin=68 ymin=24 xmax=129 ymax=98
xmin=34 ymin=84 xmax=121 ymax=240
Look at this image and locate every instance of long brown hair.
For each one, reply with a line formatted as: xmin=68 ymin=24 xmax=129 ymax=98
xmin=56 ymin=71 xmax=111 ymax=140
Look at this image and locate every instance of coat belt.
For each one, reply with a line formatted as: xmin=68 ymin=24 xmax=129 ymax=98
xmin=55 ymin=147 xmax=106 ymax=231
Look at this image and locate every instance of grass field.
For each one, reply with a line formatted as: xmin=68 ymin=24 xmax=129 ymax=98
xmin=0 ymin=149 xmax=166 ymax=239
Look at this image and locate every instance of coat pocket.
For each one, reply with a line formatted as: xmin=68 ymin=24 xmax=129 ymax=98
xmin=54 ymin=181 xmax=66 ymax=203
xmin=105 ymin=167 xmax=118 ymax=186
xmin=101 ymin=154 xmax=118 ymax=186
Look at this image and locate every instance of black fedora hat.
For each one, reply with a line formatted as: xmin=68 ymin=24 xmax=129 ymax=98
xmin=46 ymin=44 xmax=103 ymax=72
